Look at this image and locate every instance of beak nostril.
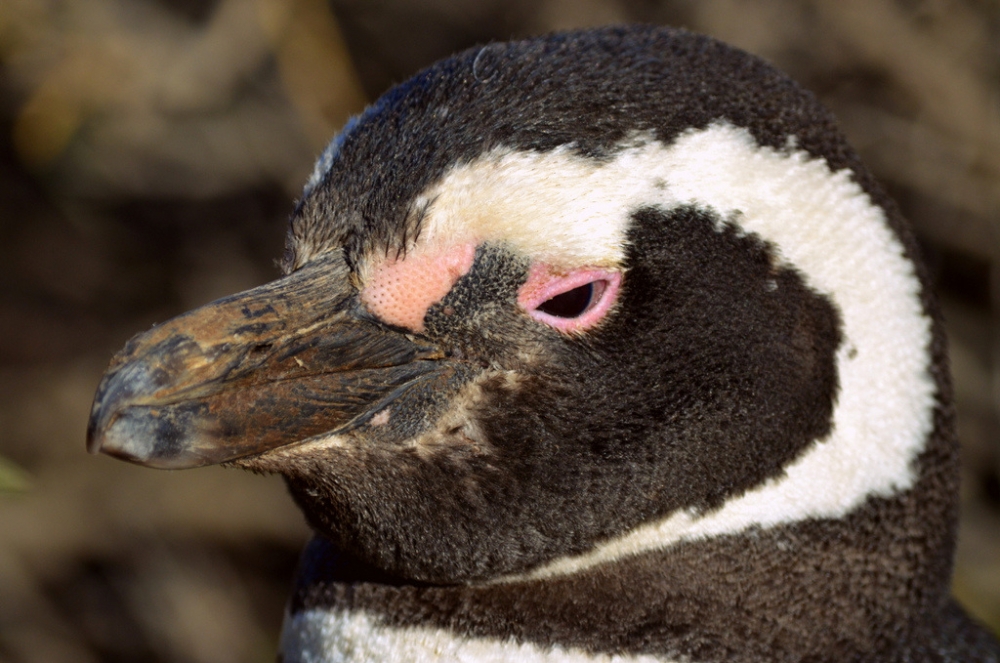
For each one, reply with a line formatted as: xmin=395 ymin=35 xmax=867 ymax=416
xmin=249 ymin=343 xmax=273 ymax=357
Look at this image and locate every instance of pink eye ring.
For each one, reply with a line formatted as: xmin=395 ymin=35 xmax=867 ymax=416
xmin=518 ymin=266 xmax=622 ymax=333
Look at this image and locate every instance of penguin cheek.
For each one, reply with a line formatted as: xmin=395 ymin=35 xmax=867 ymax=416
xmin=518 ymin=264 xmax=622 ymax=333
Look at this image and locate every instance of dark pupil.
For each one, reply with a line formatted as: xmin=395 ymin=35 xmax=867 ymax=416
xmin=537 ymin=283 xmax=594 ymax=318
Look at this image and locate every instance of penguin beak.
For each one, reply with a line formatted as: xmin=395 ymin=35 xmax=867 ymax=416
xmin=86 ymin=252 xmax=448 ymax=469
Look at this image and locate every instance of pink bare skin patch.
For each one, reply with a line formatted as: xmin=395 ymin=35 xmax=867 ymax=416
xmin=369 ymin=409 xmax=390 ymax=427
xmin=361 ymin=243 xmax=476 ymax=331
xmin=518 ymin=264 xmax=622 ymax=333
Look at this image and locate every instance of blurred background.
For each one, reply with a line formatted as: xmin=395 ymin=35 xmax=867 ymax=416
xmin=0 ymin=0 xmax=997 ymax=661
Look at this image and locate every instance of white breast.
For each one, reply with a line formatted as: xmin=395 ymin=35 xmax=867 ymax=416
xmin=280 ymin=609 xmax=674 ymax=663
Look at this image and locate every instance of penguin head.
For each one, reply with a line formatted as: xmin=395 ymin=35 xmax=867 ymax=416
xmin=87 ymin=27 xmax=953 ymax=589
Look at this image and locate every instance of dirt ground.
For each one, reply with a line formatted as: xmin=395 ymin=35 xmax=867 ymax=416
xmin=0 ymin=1 xmax=998 ymax=661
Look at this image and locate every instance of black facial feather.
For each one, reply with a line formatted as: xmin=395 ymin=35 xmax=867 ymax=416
xmin=279 ymin=206 xmax=842 ymax=583
xmin=424 ymin=244 xmax=532 ymax=350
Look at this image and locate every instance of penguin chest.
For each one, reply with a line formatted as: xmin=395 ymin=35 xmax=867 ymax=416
xmin=279 ymin=608 xmax=672 ymax=663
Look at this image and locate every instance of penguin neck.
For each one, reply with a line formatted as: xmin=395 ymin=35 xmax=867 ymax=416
xmin=285 ymin=446 xmax=959 ymax=662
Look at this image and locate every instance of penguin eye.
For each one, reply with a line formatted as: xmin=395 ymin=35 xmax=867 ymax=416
xmin=537 ymin=281 xmax=600 ymax=318
xmin=520 ymin=268 xmax=622 ymax=333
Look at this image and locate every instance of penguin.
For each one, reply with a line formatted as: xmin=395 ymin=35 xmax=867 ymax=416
xmin=87 ymin=25 xmax=1000 ymax=662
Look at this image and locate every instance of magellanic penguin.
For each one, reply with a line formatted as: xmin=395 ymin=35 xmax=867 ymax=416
xmin=87 ymin=26 xmax=1000 ymax=662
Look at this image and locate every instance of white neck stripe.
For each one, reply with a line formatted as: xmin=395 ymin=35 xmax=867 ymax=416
xmin=414 ymin=123 xmax=935 ymax=582
xmin=281 ymin=608 xmax=674 ymax=663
